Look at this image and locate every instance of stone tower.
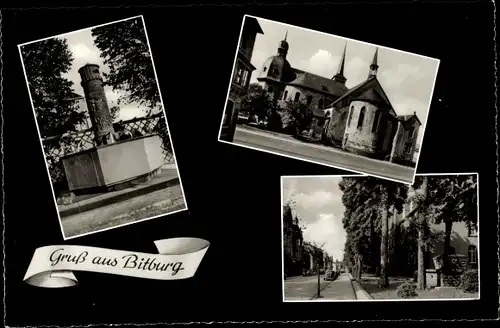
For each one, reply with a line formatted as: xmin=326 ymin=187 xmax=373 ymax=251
xmin=78 ymin=64 xmax=115 ymax=146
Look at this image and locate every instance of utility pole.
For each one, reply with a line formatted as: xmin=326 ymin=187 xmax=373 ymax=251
xmin=312 ymin=241 xmax=326 ymax=299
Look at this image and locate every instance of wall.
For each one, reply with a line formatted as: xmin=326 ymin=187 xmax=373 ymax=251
xmin=393 ymin=119 xmax=421 ymax=161
xmin=343 ymin=100 xmax=381 ymax=155
xmin=325 ymin=106 xmax=349 ymax=146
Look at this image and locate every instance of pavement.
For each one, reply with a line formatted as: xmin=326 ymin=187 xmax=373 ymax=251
xmin=232 ymin=126 xmax=414 ymax=184
xmin=284 ymin=273 xmax=373 ymax=301
xmin=58 ymin=164 xmax=187 ymax=239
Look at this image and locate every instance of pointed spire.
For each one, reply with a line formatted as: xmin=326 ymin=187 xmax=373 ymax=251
xmin=337 ymin=42 xmax=347 ymax=76
xmin=371 ymin=47 xmax=379 ymax=67
xmin=284 ymin=30 xmax=288 ymax=41
xmin=368 ymin=47 xmax=379 ymax=79
xmin=332 ymin=42 xmax=347 ymax=84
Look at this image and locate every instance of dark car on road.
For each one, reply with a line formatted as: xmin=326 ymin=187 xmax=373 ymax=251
xmin=324 ymin=269 xmax=337 ymax=281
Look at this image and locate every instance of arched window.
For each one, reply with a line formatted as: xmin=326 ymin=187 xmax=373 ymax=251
xmin=357 ymin=106 xmax=366 ymax=130
xmin=318 ymin=99 xmax=324 ymax=109
xmin=283 ymin=90 xmax=288 ymax=100
xmin=347 ymin=106 xmax=354 ymax=127
xmin=263 ymin=67 xmax=267 ymax=72
xmin=294 ymin=92 xmax=301 ymax=102
xmin=307 ymin=95 xmax=313 ymax=105
xmin=372 ymin=109 xmax=381 ymax=133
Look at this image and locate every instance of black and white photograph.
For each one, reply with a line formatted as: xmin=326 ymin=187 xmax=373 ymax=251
xmin=18 ymin=16 xmax=187 ymax=240
xmin=219 ymin=15 xmax=440 ymax=184
xmin=282 ymin=173 xmax=479 ymax=302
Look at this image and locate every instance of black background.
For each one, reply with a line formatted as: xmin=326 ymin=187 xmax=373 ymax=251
xmin=2 ymin=1 xmax=498 ymax=325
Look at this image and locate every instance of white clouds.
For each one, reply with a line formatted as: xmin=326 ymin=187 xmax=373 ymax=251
xmin=299 ymin=49 xmax=339 ymax=78
xmin=303 ymin=213 xmax=346 ymax=261
xmin=344 ymin=56 xmax=369 ymax=87
xmin=294 ymin=190 xmax=335 ymax=209
xmin=69 ymin=43 xmax=101 ymax=63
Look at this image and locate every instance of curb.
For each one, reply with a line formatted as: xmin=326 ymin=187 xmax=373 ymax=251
xmin=59 ymin=177 xmax=180 ymax=218
xmin=348 ymin=274 xmax=374 ymax=300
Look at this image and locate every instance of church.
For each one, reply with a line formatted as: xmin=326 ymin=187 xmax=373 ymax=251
xmin=256 ymin=33 xmax=421 ymax=164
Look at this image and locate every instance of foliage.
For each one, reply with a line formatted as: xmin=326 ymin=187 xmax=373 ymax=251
xmin=109 ymin=105 xmax=121 ymax=121
xmin=241 ymin=83 xmax=279 ymax=121
xmin=338 ymin=177 xmax=408 ymax=273
xmin=460 ymin=271 xmax=479 ymax=293
xmin=396 ymin=282 xmax=418 ymax=299
xmin=282 ymin=100 xmax=314 ymax=135
xmin=20 ymin=38 xmax=86 ymax=138
xmin=91 ymin=17 xmax=161 ymax=112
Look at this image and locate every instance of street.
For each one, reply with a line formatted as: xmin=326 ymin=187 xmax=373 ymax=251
xmin=233 ymin=126 xmax=414 ymax=184
xmin=284 ymin=273 xmax=357 ymax=301
xmin=61 ymin=185 xmax=186 ymax=238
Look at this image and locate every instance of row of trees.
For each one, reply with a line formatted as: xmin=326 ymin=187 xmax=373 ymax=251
xmin=339 ymin=174 xmax=477 ymax=290
xmin=21 ymin=17 xmax=160 ymax=139
xmin=241 ymin=83 xmax=316 ymax=136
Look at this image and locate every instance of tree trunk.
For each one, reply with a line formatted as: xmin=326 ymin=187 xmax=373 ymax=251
xmin=443 ymin=219 xmax=453 ymax=273
xmin=356 ymin=256 xmax=362 ymax=280
xmin=379 ymin=204 xmax=389 ymax=288
xmin=417 ymin=227 xmax=426 ymax=290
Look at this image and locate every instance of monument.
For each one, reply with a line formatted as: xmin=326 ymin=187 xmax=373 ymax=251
xmin=60 ymin=64 xmax=165 ymax=195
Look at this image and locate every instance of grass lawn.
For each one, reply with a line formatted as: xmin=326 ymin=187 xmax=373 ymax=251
xmin=358 ymin=275 xmax=479 ymax=300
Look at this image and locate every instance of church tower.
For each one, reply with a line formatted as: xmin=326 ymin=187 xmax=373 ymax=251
xmin=332 ymin=43 xmax=347 ymax=84
xmin=368 ymin=47 xmax=379 ymax=78
xmin=277 ymin=31 xmax=289 ymax=58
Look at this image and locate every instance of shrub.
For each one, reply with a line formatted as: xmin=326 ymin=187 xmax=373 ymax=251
xmin=396 ymin=282 xmax=418 ymax=299
xmin=460 ymin=271 xmax=479 ymax=293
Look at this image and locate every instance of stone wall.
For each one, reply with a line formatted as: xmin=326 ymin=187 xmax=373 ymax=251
xmin=325 ymin=106 xmax=349 ymax=146
xmin=343 ymin=100 xmax=381 ymax=155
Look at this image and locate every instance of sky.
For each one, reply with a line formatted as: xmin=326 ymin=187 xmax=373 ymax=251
xmin=282 ymin=176 xmax=346 ymax=262
xmin=248 ymin=17 xmax=441 ymax=148
xmin=58 ymin=23 xmax=152 ymax=122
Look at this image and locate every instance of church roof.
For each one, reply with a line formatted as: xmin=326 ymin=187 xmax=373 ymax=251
xmin=257 ymin=55 xmax=295 ymax=83
xmin=325 ymin=76 xmax=397 ymax=117
xmin=352 ymin=88 xmax=386 ymax=104
xmin=287 ymin=71 xmax=348 ymax=97
xmin=398 ymin=113 xmax=422 ymax=125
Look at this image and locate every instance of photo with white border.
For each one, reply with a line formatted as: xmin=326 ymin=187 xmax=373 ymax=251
xmin=281 ymin=173 xmax=479 ymax=302
xmin=18 ymin=15 xmax=188 ymax=240
xmin=219 ymin=15 xmax=440 ymax=185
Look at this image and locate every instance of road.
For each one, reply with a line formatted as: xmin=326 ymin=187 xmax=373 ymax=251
xmin=233 ymin=127 xmax=414 ymax=184
xmin=284 ymin=273 xmax=357 ymax=301
xmin=61 ymin=185 xmax=186 ymax=238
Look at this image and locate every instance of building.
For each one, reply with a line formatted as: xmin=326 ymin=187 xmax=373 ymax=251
xmin=283 ymin=205 xmax=304 ymax=277
xmin=256 ymin=33 xmax=421 ymax=163
xmin=221 ymin=17 xmax=264 ymax=142
xmin=391 ymin=197 xmax=478 ymax=287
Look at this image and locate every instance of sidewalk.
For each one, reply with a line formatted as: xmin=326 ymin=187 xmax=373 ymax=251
xmin=349 ymin=273 xmax=375 ymax=300
xmin=312 ymin=273 xmax=357 ymax=300
xmin=58 ymin=164 xmax=180 ymax=218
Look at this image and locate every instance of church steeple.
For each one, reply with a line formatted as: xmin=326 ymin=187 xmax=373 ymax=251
xmin=368 ymin=47 xmax=379 ymax=78
xmin=332 ymin=43 xmax=347 ymax=84
xmin=277 ymin=31 xmax=289 ymax=58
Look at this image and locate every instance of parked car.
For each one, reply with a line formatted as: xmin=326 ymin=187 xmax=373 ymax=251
xmin=324 ymin=269 xmax=337 ymax=281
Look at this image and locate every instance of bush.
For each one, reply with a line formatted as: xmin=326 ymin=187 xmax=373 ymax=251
xmin=460 ymin=271 xmax=479 ymax=293
xmin=396 ymin=282 xmax=418 ymax=299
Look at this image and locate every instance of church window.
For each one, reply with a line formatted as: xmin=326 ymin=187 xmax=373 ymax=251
xmin=347 ymin=106 xmax=354 ymax=127
xmin=357 ymin=106 xmax=366 ymax=130
xmin=294 ymin=92 xmax=301 ymax=102
xmin=307 ymin=95 xmax=313 ymax=105
xmin=372 ymin=110 xmax=381 ymax=133
xmin=468 ymin=245 xmax=477 ymax=264
xmin=318 ymin=99 xmax=324 ymax=109
xmin=403 ymin=142 xmax=412 ymax=154
xmin=283 ymin=90 xmax=288 ymax=100
xmin=263 ymin=67 xmax=267 ymax=72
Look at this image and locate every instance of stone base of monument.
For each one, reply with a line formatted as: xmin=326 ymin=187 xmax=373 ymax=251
xmin=61 ymin=134 xmax=165 ymax=195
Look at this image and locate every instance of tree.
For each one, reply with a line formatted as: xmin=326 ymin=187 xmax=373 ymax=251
xmin=339 ymin=177 xmax=408 ymax=288
xmin=91 ymin=17 xmax=161 ymax=112
xmin=241 ymin=83 xmax=278 ymax=122
xmin=20 ymin=38 xmax=85 ymax=138
xmin=282 ymin=100 xmax=314 ymax=135
xmin=109 ymin=105 xmax=121 ymax=121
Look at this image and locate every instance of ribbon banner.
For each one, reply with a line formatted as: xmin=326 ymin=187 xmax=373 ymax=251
xmin=24 ymin=238 xmax=210 ymax=288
